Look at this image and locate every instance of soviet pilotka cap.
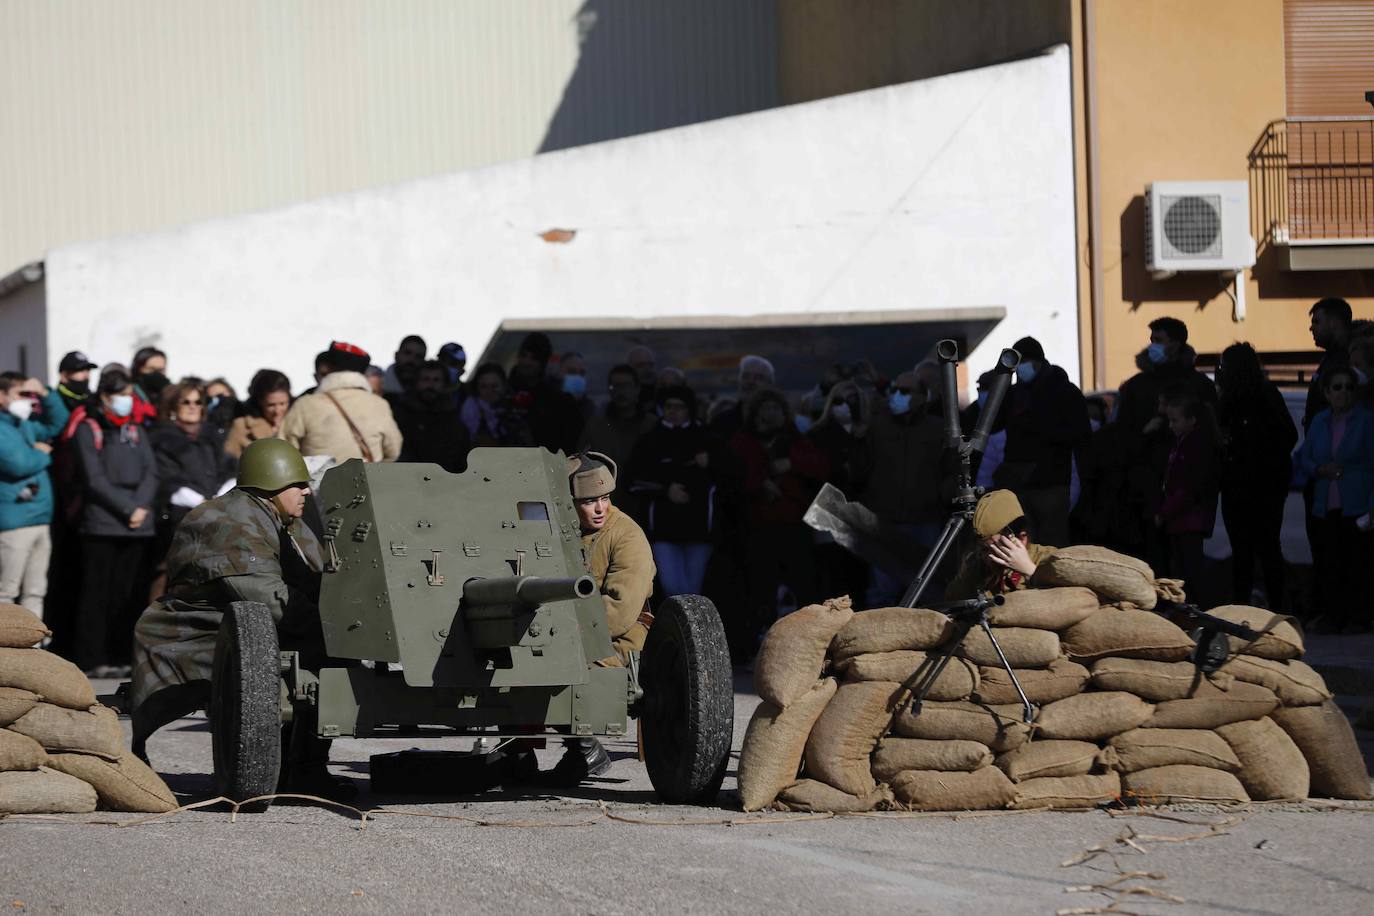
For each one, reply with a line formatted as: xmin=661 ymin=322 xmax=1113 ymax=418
xmin=567 ymin=451 xmax=617 ymax=500
xmin=972 ymin=489 xmax=1026 ymax=538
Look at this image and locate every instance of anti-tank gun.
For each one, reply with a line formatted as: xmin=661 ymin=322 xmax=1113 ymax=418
xmin=208 ymin=447 xmax=733 ymax=811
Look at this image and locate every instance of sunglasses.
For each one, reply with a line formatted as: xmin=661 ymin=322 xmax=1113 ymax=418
xmin=179 ymin=397 xmax=203 ymax=406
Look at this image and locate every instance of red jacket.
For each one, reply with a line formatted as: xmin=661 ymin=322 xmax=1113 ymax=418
xmin=729 ymin=428 xmax=829 ymax=528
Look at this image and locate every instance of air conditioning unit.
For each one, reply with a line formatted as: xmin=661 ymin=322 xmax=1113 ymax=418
xmin=1144 ymin=181 xmax=1255 ymax=278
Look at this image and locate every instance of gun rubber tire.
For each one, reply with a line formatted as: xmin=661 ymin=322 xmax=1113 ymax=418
xmin=640 ymin=594 xmax=733 ymax=804
xmin=211 ymin=600 xmax=282 ymax=812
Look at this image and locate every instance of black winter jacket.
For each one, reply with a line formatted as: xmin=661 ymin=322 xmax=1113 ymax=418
xmin=995 ymin=364 xmax=1091 ymax=489
xmin=149 ymin=421 xmax=234 ymax=530
xmin=73 ymin=408 xmax=158 ymax=538
xmin=628 ymin=422 xmax=724 ymax=542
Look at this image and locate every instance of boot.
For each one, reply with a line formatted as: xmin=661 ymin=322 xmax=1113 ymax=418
xmin=542 ymin=737 xmax=611 ymax=787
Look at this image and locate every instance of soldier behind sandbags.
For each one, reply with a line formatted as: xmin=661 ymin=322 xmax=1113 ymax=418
xmin=945 ymin=490 xmax=1060 ymax=600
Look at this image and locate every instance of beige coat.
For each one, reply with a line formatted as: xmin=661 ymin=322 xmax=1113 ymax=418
xmin=279 ymin=371 xmax=403 ymax=464
xmin=581 ymin=504 xmax=656 ymax=662
xmin=223 ymin=415 xmax=279 ymax=458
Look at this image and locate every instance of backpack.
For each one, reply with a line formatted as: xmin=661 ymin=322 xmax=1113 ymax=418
xmin=52 ymin=406 xmax=104 ymax=524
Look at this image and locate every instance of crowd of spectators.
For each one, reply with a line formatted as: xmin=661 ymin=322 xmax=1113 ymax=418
xmin=2 ymin=298 xmax=1371 ymax=675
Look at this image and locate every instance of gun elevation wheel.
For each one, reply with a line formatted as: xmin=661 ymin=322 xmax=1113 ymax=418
xmin=639 ymin=594 xmax=733 ymax=804
xmin=211 ymin=600 xmax=282 ymax=812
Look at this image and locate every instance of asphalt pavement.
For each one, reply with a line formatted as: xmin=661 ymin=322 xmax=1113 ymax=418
xmin=3 ymin=671 xmax=1373 ymax=915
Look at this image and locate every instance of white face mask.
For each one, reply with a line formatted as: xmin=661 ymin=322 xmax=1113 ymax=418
xmin=7 ymin=398 xmax=34 ymax=422
xmin=110 ymin=394 xmax=135 ymax=418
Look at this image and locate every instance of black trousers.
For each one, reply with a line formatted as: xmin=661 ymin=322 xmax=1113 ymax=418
xmin=1309 ymin=511 xmax=1371 ymax=628
xmin=73 ymin=535 xmax=151 ymax=671
xmin=1163 ymin=531 xmax=1208 ymax=607
xmin=1221 ymin=484 xmax=1288 ymax=610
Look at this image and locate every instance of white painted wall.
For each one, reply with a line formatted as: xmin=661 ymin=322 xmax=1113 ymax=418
xmin=37 ymin=46 xmax=1078 ymax=393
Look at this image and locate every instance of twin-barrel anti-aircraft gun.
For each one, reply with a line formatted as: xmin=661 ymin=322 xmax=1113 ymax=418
xmin=210 ymin=447 xmax=734 ymax=811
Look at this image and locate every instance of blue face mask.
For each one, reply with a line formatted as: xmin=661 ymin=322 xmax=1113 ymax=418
xmin=794 ymin=414 xmax=812 ymax=434
xmin=207 ymin=395 xmax=223 ymax=413
xmin=562 ymin=374 xmax=587 ymax=398
xmin=888 ymin=391 xmax=912 ymax=416
xmin=1016 ymin=363 xmax=1038 ymax=384
xmin=1147 ymin=342 xmax=1168 ymax=365
xmin=110 ymin=394 xmax=134 ymax=418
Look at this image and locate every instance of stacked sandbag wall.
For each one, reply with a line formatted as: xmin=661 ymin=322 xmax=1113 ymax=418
xmin=736 ymin=546 xmax=1371 ymax=812
xmin=0 ymin=604 xmax=177 ymax=814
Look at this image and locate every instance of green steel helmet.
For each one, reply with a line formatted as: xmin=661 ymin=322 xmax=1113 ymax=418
xmin=238 ymin=438 xmax=310 ymax=492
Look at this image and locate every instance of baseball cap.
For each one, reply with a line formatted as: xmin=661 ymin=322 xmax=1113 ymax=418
xmin=59 ymin=351 xmax=98 ymax=373
xmin=438 ymin=342 xmax=466 ymax=364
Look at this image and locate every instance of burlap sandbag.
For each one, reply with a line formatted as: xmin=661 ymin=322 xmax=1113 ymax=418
xmin=830 ymin=608 xmax=954 ymax=661
xmin=0 ymin=766 xmax=98 ymax=814
xmin=774 ymin=779 xmax=895 ymax=813
xmin=0 ymin=686 xmax=42 ymax=727
xmin=738 ymin=679 xmax=838 ymax=812
xmin=1090 ymin=658 xmax=1234 ymax=702
xmin=1035 ymin=691 xmax=1154 ymax=741
xmin=872 ymin=738 xmax=993 ymax=780
xmin=0 ymin=603 xmax=51 ymax=649
xmin=1220 ymin=656 xmax=1331 ymax=707
xmin=890 ymin=767 xmax=1016 ymax=811
xmin=0 ymin=648 xmax=97 ymax=709
xmin=1121 ymin=765 xmax=1250 ymax=805
xmin=1145 ymin=682 xmax=1279 ymax=729
xmin=988 ymin=587 xmax=1099 ymax=631
xmin=1011 ymin=772 xmax=1121 ymax=810
xmin=1216 ymin=717 xmax=1310 ymax=801
xmin=1061 ymin=608 xmax=1193 ymax=663
xmin=1270 ymin=701 xmax=1373 ymax=800
xmin=804 ymin=681 xmax=903 ymax=796
xmin=1107 ymin=728 xmax=1240 ymax=773
xmin=891 ymin=700 xmax=1032 ymax=753
xmin=837 ymin=651 xmax=978 ymax=700
xmin=1033 ymin=546 xmax=1160 ymax=609
xmin=957 ymin=626 xmax=1061 ymax=669
xmin=754 ymin=597 xmax=853 ymax=707
xmin=975 ymin=658 xmax=1089 ymax=705
xmin=9 ymin=703 xmax=122 ymax=760
xmin=46 ymin=752 xmax=178 ymax=813
xmin=1208 ymin=606 xmax=1303 ymax=660
xmin=0 ymin=727 xmax=48 ymax=771
xmin=996 ymin=739 xmax=1101 ymax=782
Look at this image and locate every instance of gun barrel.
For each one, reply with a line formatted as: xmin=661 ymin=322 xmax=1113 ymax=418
xmin=463 ymin=574 xmax=597 ymax=609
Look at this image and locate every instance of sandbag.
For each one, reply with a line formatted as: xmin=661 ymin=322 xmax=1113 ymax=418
xmin=804 ymin=681 xmax=903 ymax=797
xmin=957 ymin=626 xmax=1061 ymax=669
xmin=737 ymin=679 xmax=838 ymax=812
xmin=837 ymin=651 xmax=977 ymax=700
xmin=0 ymin=686 xmax=42 ymax=727
xmin=871 ymin=738 xmax=993 ymax=780
xmin=1035 ymin=691 xmax=1154 ymax=741
xmin=0 ymin=766 xmax=98 ymax=814
xmin=9 ymin=703 xmax=122 ymax=760
xmin=754 ymin=597 xmax=853 ymax=707
xmin=1091 ymin=658 xmax=1234 ymax=702
xmin=0 ymin=728 xmax=47 ymax=771
xmin=46 ymin=752 xmax=178 ymax=813
xmin=975 ymin=658 xmax=1089 ymax=705
xmin=1145 ymin=682 xmax=1279 ymax=729
xmin=1208 ymin=606 xmax=1303 ymax=660
xmin=1220 ymin=656 xmax=1331 ymax=707
xmin=1121 ymin=765 xmax=1250 ymax=805
xmin=0 ymin=603 xmax=51 ymax=649
xmin=1011 ymin=772 xmax=1121 ymax=810
xmin=0 ymin=648 xmax=97 ymax=709
xmin=1034 ymin=546 xmax=1159 ymax=609
xmin=996 ymin=740 xmax=1101 ymax=782
xmin=891 ymin=700 xmax=1032 ymax=753
xmin=1270 ymin=702 xmax=1372 ymax=800
xmin=1107 ymin=728 xmax=1240 ymax=773
xmin=988 ymin=587 xmax=1099 ymax=631
xmin=1216 ymin=718 xmax=1310 ymax=801
xmin=1061 ymin=608 xmax=1193 ymax=663
xmin=774 ymin=779 xmax=894 ymax=813
xmin=890 ymin=767 xmax=1016 ymax=811
xmin=830 ymin=608 xmax=954 ymax=661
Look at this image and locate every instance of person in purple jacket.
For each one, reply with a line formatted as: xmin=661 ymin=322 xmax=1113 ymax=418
xmin=1153 ymin=388 xmax=1220 ymax=604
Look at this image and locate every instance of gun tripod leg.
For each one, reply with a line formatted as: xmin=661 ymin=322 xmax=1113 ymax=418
xmin=907 ymin=621 xmax=971 ymax=715
xmin=979 ymin=619 xmax=1035 ymax=724
xmin=900 ymin=515 xmax=966 ymax=608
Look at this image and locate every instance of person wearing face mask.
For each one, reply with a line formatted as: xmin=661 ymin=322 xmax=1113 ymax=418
xmin=807 ymin=381 xmax=874 ymax=601
xmin=130 ymin=438 xmax=351 ymax=796
xmin=394 ymin=360 xmax=471 ymax=473
xmin=55 ymin=351 xmax=98 ymax=411
xmin=0 ymin=375 xmax=69 ymax=628
xmin=507 ymin=332 xmax=584 ymax=454
xmin=202 ymin=378 xmax=240 ymax=434
xmin=988 ymin=337 xmax=1091 ymax=549
xmin=69 ymin=366 xmax=159 ymax=675
xmin=557 ymin=351 xmax=596 ymax=423
xmin=130 ymin=347 xmax=169 ymax=426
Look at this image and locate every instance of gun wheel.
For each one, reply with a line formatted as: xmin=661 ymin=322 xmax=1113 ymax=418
xmin=639 ymin=594 xmax=733 ymax=805
xmin=211 ymin=600 xmax=283 ymax=812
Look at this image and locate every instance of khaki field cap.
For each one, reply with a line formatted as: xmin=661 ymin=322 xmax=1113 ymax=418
xmin=568 ymin=451 xmax=617 ymax=500
xmin=973 ymin=489 xmax=1025 ymax=538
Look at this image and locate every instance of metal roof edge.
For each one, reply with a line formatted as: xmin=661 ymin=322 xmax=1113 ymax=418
xmin=0 ymin=261 xmax=44 ymax=299
xmin=494 ymin=307 xmax=1008 ymax=334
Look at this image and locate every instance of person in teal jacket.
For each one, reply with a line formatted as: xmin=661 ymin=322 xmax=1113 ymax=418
xmin=0 ymin=376 xmax=70 ymax=622
xmin=1296 ymin=364 xmax=1374 ymax=633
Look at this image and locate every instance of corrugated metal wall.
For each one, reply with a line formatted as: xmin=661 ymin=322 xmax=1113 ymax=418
xmin=1284 ymin=0 xmax=1374 ymax=116
xmin=0 ymin=0 xmax=778 ymax=274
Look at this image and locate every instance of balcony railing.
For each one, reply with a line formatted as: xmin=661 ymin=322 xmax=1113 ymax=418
xmin=1249 ymin=117 xmax=1374 ymax=248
